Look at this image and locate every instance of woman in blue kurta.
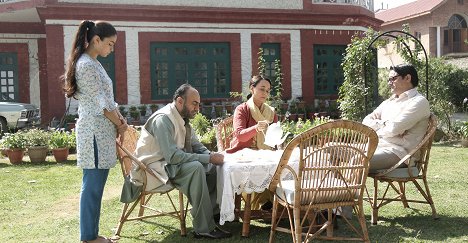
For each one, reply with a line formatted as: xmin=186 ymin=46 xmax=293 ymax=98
xmin=63 ymin=20 xmax=128 ymax=243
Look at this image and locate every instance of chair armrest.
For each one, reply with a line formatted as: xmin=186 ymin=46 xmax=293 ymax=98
xmin=373 ymin=116 xmax=435 ymax=177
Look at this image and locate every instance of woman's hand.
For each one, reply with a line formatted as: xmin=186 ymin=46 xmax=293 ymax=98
xmin=256 ymin=120 xmax=269 ymax=133
xmin=116 ymin=118 xmax=128 ymax=143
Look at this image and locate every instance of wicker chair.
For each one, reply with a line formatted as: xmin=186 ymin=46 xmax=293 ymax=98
xmin=215 ymin=116 xmax=234 ymax=152
xmin=114 ymin=126 xmax=188 ymax=237
xmin=366 ymin=114 xmax=438 ymax=225
xmin=268 ymin=120 xmax=378 ymax=243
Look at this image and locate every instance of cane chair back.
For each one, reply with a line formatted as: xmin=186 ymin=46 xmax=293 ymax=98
xmin=114 ymin=126 xmax=188 ymax=237
xmin=216 ymin=116 xmax=234 ymax=152
xmin=269 ymin=120 xmax=378 ymax=243
xmin=367 ymin=114 xmax=438 ymax=224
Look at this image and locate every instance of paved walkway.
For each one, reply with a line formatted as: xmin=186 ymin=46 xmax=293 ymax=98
xmin=452 ymin=112 xmax=468 ymax=123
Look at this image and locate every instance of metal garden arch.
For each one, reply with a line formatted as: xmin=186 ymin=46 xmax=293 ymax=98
xmin=364 ymin=30 xmax=429 ymax=113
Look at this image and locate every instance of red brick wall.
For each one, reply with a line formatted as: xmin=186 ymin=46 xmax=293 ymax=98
xmin=114 ymin=31 xmax=127 ymax=104
xmin=138 ymin=32 xmax=242 ymax=104
xmin=43 ymin=25 xmax=65 ymax=124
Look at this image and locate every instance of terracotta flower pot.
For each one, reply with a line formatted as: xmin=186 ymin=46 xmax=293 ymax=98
xmin=6 ymin=148 xmax=25 ymax=165
xmin=52 ymin=147 xmax=69 ymax=162
xmin=28 ymin=146 xmax=49 ymax=163
xmin=1 ymin=148 xmax=7 ymax=157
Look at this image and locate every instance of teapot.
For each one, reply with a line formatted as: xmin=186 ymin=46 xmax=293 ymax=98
xmin=264 ymin=121 xmax=290 ymax=148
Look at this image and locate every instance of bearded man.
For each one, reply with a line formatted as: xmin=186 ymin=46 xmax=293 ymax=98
xmin=134 ymin=84 xmax=231 ymax=239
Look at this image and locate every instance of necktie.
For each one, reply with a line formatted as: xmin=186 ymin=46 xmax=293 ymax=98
xmin=184 ymin=119 xmax=193 ymax=153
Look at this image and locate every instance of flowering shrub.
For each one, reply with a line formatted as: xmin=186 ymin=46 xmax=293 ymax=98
xmin=0 ymin=131 xmax=27 ymax=149
xmin=24 ymin=128 xmax=51 ymax=147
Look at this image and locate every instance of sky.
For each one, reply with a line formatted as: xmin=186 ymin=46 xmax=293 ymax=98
xmin=374 ymin=0 xmax=417 ymax=11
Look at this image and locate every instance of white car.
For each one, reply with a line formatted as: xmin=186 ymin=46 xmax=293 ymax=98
xmin=0 ymin=101 xmax=41 ymax=134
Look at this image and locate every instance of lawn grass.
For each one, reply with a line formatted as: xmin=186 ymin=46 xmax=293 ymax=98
xmin=0 ymin=144 xmax=467 ymax=242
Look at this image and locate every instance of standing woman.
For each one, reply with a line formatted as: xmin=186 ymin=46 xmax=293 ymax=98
xmin=63 ymin=20 xmax=127 ymax=243
xmin=226 ymin=75 xmax=278 ymax=210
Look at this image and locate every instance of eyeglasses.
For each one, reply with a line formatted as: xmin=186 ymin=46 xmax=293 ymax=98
xmin=387 ymin=75 xmax=401 ymax=82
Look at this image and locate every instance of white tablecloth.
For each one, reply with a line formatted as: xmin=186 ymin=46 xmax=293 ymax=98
xmin=216 ymin=148 xmax=300 ymax=225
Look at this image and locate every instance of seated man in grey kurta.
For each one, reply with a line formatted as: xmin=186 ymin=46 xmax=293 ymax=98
xmin=132 ymin=84 xmax=231 ymax=239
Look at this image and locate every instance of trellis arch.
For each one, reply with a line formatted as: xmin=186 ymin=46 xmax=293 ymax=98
xmin=364 ymin=30 xmax=429 ymax=113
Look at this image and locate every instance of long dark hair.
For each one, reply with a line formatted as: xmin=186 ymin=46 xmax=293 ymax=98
xmin=246 ymin=75 xmax=272 ymax=100
xmin=62 ymin=20 xmax=117 ymax=98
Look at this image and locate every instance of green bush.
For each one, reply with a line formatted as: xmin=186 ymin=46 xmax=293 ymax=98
xmin=200 ymin=128 xmax=217 ymax=151
xmin=339 ymin=28 xmax=383 ymax=121
xmin=340 ymin=25 xmax=468 ymax=135
xmin=454 ymin=121 xmax=468 ymax=139
xmin=191 ymin=113 xmax=211 ymax=137
xmin=281 ymin=117 xmax=331 ymax=145
xmin=49 ymin=130 xmax=73 ymax=149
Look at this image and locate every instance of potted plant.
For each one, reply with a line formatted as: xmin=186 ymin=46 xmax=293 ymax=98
xmin=1 ymin=131 xmax=27 ymax=164
xmin=150 ymin=103 xmax=159 ymax=113
xmin=306 ymin=104 xmax=316 ymax=120
xmin=138 ymin=104 xmax=147 ymax=117
xmin=63 ymin=114 xmax=78 ymax=131
xmin=24 ymin=128 xmax=50 ymax=163
xmin=129 ymin=106 xmax=140 ymax=124
xmin=49 ymin=130 xmax=72 ymax=162
xmin=118 ymin=106 xmax=128 ymax=119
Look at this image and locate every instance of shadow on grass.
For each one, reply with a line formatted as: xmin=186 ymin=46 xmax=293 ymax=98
xmin=368 ymin=213 xmax=468 ymax=242
xmin=115 ymin=219 xmax=277 ymax=243
xmin=109 ymin=211 xmax=468 ymax=242
xmin=0 ymin=158 xmax=77 ymax=168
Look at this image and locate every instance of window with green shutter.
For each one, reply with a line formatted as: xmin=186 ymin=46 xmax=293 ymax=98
xmin=0 ymin=52 xmax=19 ymax=101
xmin=150 ymin=42 xmax=231 ymax=99
xmin=261 ymin=43 xmax=281 ymax=80
xmin=313 ymin=45 xmax=346 ymax=95
xmin=97 ymin=52 xmax=116 ymax=94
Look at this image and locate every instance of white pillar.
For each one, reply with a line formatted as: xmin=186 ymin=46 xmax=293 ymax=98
xmin=436 ymin=26 xmax=441 ymax=57
xmin=125 ymin=29 xmax=140 ymax=105
xmin=290 ymin=30 xmax=302 ymax=99
xmin=63 ymin=26 xmax=79 ymax=114
xmin=28 ymin=39 xmax=41 ymax=109
xmin=240 ymin=31 xmax=252 ymax=96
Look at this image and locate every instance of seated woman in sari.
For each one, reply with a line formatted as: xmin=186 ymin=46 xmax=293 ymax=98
xmin=226 ymin=75 xmax=278 ymax=210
